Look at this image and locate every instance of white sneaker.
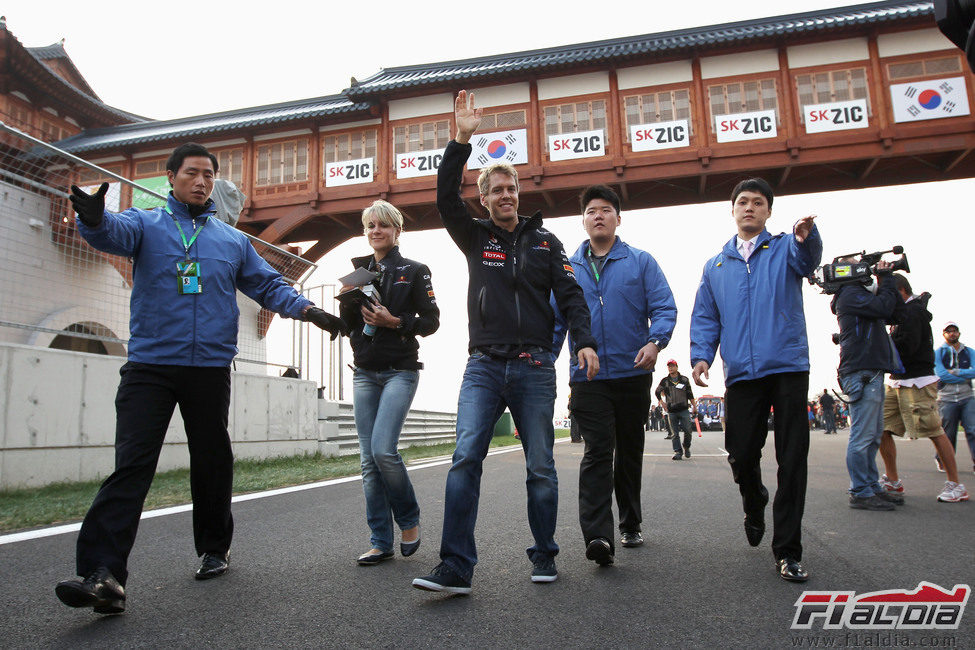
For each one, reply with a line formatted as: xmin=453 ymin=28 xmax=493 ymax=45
xmin=881 ymin=474 xmax=905 ymax=494
xmin=937 ymin=481 xmax=969 ymax=503
xmin=935 ymin=457 xmax=946 ymax=473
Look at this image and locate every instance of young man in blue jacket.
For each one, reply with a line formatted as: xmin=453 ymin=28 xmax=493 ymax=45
xmin=55 ymin=143 xmax=346 ymax=614
xmin=690 ymin=178 xmax=820 ymax=583
xmin=553 ymin=185 xmax=676 ymax=566
xmin=934 ymin=321 xmax=975 ymax=474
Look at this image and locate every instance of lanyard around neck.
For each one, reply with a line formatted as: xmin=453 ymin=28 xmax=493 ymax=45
xmin=165 ymin=206 xmax=207 ymax=260
xmin=587 ymin=246 xmax=603 ymax=283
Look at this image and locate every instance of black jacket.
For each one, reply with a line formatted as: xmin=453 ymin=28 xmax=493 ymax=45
xmin=831 ymin=276 xmax=900 ymax=375
xmin=889 ymin=291 xmax=935 ymax=380
xmin=655 ymin=374 xmax=694 ymax=411
xmin=339 ymin=246 xmax=440 ymax=371
xmin=436 ymin=140 xmax=596 ymax=354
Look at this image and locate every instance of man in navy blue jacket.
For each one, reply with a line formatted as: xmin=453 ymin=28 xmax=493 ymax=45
xmin=690 ymin=178 xmax=820 ymax=582
xmin=832 ymin=260 xmax=903 ymax=511
xmin=55 ymin=143 xmax=346 ymax=614
xmin=553 ymin=185 xmax=676 ymax=566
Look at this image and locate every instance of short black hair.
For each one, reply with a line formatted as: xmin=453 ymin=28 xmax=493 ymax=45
xmin=580 ymin=184 xmax=621 ymax=214
xmin=730 ymin=178 xmax=774 ymax=210
xmin=166 ymin=143 xmax=219 ymax=177
xmin=893 ymin=273 xmax=913 ymax=296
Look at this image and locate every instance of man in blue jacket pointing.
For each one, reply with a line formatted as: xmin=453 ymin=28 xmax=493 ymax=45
xmin=690 ymin=178 xmax=820 ymax=583
xmin=55 ymin=143 xmax=346 ymax=614
xmin=554 ymin=184 xmax=676 ymax=567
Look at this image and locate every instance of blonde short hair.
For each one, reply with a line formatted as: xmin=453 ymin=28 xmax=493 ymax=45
xmin=477 ymin=163 xmax=519 ymax=195
xmin=361 ymin=200 xmax=404 ymax=236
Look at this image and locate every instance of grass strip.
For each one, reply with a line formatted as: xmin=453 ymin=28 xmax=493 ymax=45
xmin=0 ymin=431 xmax=566 ymax=534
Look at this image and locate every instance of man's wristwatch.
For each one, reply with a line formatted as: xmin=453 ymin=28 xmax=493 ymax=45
xmin=649 ymin=339 xmax=662 ymax=348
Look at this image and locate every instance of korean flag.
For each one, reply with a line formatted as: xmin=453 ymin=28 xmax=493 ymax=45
xmin=469 ymin=129 xmax=528 ymax=169
xmin=890 ymin=76 xmax=970 ymax=123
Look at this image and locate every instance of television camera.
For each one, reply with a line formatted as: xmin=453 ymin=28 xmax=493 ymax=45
xmin=808 ymin=246 xmax=909 ymax=295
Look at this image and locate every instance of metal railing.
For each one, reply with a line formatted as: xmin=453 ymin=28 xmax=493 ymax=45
xmin=0 ymin=121 xmax=320 ymax=375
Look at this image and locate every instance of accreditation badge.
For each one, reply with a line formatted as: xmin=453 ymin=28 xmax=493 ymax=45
xmin=177 ymin=261 xmax=203 ymax=295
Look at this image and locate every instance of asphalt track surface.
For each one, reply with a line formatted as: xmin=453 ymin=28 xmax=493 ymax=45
xmin=1 ymin=429 xmax=973 ymax=649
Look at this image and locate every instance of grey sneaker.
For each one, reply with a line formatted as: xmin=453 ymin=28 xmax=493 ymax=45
xmin=531 ymin=557 xmax=557 ymax=583
xmin=849 ymin=494 xmax=895 ymax=511
xmin=873 ymin=490 xmax=904 ymax=505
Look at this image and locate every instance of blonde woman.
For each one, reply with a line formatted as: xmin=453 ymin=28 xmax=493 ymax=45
xmin=339 ymin=200 xmax=440 ymax=565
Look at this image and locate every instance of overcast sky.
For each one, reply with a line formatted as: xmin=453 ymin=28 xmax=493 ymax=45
xmin=9 ymin=1 xmax=975 ymax=412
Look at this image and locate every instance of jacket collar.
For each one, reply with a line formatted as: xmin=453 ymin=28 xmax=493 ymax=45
xmin=352 ymin=245 xmax=402 ymax=270
xmin=722 ymin=229 xmax=771 ymax=260
xmin=570 ymin=236 xmax=627 ymax=264
xmin=475 ymin=211 xmax=543 ymax=240
xmin=165 ymin=192 xmax=215 ymax=220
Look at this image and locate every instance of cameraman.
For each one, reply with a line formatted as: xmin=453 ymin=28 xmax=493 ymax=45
xmin=832 ymin=259 xmax=903 ymax=511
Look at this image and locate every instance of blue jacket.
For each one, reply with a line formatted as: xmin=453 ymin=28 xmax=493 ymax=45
xmin=553 ymin=237 xmax=676 ymax=383
xmin=77 ymin=193 xmax=311 ymax=367
xmin=690 ymin=226 xmax=822 ymax=386
xmin=935 ymin=342 xmax=975 ymax=384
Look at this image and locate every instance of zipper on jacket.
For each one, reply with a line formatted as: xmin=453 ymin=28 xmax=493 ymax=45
xmin=583 ymin=251 xmax=610 ymax=377
xmin=191 ymin=217 xmax=198 ymax=366
xmin=511 ymin=231 xmax=523 ymax=347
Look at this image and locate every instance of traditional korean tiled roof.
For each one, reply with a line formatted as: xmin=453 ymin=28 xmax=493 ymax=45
xmin=345 ymin=1 xmax=933 ymax=97
xmin=55 ymin=0 xmax=935 ymax=153
xmin=57 ymin=96 xmax=373 ymax=153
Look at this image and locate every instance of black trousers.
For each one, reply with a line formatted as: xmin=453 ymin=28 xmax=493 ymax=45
xmin=724 ymin=371 xmax=809 ymax=561
xmin=76 ymin=362 xmax=234 ymax=585
xmin=571 ymin=374 xmax=651 ymax=552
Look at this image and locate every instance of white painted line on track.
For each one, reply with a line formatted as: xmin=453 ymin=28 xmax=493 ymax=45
xmin=643 ymin=453 xmax=729 ymax=457
xmin=0 ymin=442 xmax=535 ymax=546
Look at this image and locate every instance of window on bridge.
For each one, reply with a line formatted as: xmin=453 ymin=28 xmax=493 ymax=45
xmin=256 ymin=139 xmax=309 ymax=187
xmin=215 ymin=148 xmax=244 ymax=188
xmin=393 ymin=120 xmax=450 ymax=154
xmin=708 ymin=78 xmax=779 ymax=126
xmin=622 ymin=89 xmax=692 ymax=141
xmin=795 ymin=67 xmax=871 ymax=123
xmin=322 ymin=129 xmax=377 ymax=165
xmin=887 ymin=55 xmax=961 ymax=81
xmin=478 ymin=109 xmax=526 ymax=131
xmin=543 ymin=100 xmax=607 ymax=140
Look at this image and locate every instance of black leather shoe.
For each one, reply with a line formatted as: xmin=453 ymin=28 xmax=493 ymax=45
xmin=620 ymin=531 xmax=644 ymax=547
xmin=401 ymin=528 xmax=421 ymax=557
xmin=357 ymin=549 xmax=394 ymax=566
xmin=55 ymin=566 xmax=125 ymax=614
xmin=195 ymin=552 xmax=230 ymax=580
xmin=743 ymin=514 xmax=765 ymax=547
xmin=777 ymin=558 xmax=809 ymax=582
xmin=585 ymin=538 xmax=615 ymax=566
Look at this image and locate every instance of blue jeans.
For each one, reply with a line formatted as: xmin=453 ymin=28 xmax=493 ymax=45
xmin=353 ymin=368 xmax=420 ymax=553
xmin=938 ymin=397 xmax=975 ymax=468
xmin=668 ymin=409 xmax=694 ymax=452
xmin=839 ymin=370 xmax=885 ymax=498
xmin=439 ymin=351 xmax=558 ymax=581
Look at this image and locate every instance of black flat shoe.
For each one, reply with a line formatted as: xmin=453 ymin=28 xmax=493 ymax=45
xmin=401 ymin=536 xmax=421 ymax=557
xmin=357 ymin=550 xmax=394 ymax=566
xmin=777 ymin=558 xmax=809 ymax=582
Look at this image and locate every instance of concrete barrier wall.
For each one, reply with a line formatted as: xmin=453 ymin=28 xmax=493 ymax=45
xmin=0 ymin=343 xmax=318 ymax=489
